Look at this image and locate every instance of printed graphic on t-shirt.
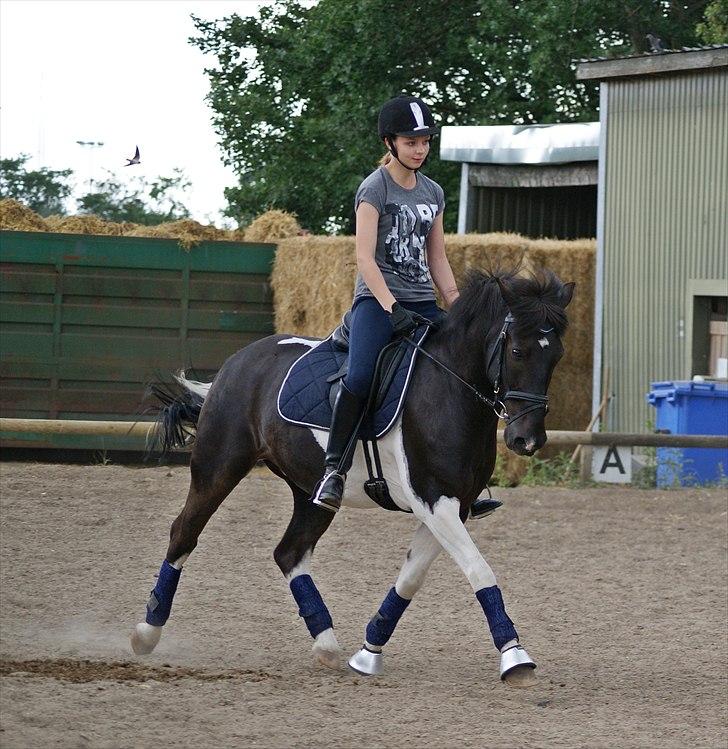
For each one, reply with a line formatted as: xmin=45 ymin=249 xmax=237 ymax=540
xmin=384 ymin=202 xmax=439 ymax=284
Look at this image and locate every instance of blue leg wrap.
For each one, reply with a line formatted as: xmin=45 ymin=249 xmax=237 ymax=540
xmin=289 ymin=574 xmax=333 ymax=639
xmin=145 ymin=559 xmax=182 ymax=626
xmin=365 ymin=587 xmax=411 ymax=647
xmin=476 ymin=585 xmax=519 ymax=650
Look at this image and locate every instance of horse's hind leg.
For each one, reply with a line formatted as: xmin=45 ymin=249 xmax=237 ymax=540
xmin=348 ymin=522 xmax=441 ymax=675
xmin=273 ymin=486 xmax=340 ymax=669
xmin=131 ymin=446 xmax=254 ymax=655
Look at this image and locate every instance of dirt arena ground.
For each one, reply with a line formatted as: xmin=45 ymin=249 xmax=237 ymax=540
xmin=0 ymin=461 xmax=726 ymax=748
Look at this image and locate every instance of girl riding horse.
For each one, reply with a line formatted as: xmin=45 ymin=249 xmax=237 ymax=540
xmin=311 ymin=94 xmax=460 ymax=513
xmin=131 ymin=96 xmax=575 ymax=684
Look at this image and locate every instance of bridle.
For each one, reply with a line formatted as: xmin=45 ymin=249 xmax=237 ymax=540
xmin=485 ymin=313 xmax=551 ymax=425
xmin=403 ymin=312 xmax=551 ymax=424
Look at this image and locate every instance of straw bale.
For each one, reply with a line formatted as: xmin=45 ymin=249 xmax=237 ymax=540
xmin=272 ymin=237 xmax=357 ymax=336
xmin=0 ymin=200 xmax=258 ymax=249
xmin=43 ymin=214 xmax=134 ymax=236
xmin=126 ymin=219 xmax=230 ymax=250
xmin=0 ymin=199 xmax=48 ymax=232
xmin=229 ymin=227 xmax=247 ymax=242
xmin=43 ymin=214 xmax=67 ymax=232
xmin=527 ymin=239 xmax=596 ymax=432
xmin=244 ymin=210 xmax=302 ymax=243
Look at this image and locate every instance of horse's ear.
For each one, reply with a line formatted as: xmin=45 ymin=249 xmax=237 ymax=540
xmin=495 ymin=276 xmax=519 ymax=309
xmin=560 ymin=282 xmax=575 ymax=308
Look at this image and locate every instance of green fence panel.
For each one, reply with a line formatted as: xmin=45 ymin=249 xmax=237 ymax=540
xmin=0 ymin=230 xmax=276 ymax=451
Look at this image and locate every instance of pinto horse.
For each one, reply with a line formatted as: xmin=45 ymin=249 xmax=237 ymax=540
xmin=131 ymin=268 xmax=574 ymax=684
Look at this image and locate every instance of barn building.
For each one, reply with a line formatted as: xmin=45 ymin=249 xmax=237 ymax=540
xmin=440 ymin=123 xmax=599 ymax=239
xmin=577 ymin=45 xmax=728 ymax=432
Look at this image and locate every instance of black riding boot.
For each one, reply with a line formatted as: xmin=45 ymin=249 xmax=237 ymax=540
xmin=311 ymin=382 xmax=366 ymax=513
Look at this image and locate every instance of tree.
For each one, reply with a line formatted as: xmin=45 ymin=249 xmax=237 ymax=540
xmin=193 ymin=0 xmax=709 ymax=234
xmin=0 ymin=154 xmax=73 ymax=216
xmin=77 ymin=169 xmax=192 ymax=225
xmin=696 ymin=0 xmax=728 ymax=43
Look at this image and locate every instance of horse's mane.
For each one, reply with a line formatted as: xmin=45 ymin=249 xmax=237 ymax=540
xmin=441 ymin=267 xmax=569 ymax=338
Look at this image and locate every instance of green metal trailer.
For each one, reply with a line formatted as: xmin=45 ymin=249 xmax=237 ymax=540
xmin=0 ymin=230 xmax=276 ymax=451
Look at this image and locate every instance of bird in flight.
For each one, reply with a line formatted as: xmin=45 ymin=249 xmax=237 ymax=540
xmin=124 ymin=146 xmax=141 ymax=166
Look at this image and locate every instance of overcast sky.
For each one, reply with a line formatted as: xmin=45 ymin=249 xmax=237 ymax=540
xmin=0 ymin=0 xmax=265 ymax=226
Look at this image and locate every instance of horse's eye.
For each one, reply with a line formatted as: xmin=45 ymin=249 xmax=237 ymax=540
xmin=511 ymin=348 xmax=523 ymax=359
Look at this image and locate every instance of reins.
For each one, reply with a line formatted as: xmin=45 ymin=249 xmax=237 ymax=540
xmin=401 ymin=333 xmax=509 ymax=419
xmin=402 ymin=312 xmax=550 ymax=425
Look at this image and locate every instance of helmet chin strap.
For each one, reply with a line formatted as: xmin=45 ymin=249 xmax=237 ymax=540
xmin=385 ymin=136 xmax=427 ymax=172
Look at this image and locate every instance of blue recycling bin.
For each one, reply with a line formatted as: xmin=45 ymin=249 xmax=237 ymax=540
xmin=647 ymin=381 xmax=728 ymax=487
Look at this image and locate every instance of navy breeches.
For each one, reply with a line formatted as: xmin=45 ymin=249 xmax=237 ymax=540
xmin=343 ymin=297 xmax=444 ymax=399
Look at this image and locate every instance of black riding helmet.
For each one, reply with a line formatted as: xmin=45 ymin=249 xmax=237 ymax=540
xmin=378 ymin=95 xmax=438 ymax=170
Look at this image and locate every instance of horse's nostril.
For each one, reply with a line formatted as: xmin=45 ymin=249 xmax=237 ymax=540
xmin=513 ymin=437 xmax=526 ymax=452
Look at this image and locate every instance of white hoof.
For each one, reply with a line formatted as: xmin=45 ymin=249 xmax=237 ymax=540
xmin=130 ymin=622 xmax=162 ymax=655
xmin=312 ymin=629 xmax=343 ymax=670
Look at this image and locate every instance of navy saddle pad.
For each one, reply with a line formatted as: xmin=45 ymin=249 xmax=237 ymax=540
xmin=277 ymin=326 xmax=429 ymax=439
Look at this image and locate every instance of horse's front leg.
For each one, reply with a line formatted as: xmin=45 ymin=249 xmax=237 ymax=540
xmin=349 ymin=522 xmax=441 ymax=675
xmin=414 ymin=496 xmax=537 ymax=686
xmin=273 ymin=487 xmax=343 ymax=669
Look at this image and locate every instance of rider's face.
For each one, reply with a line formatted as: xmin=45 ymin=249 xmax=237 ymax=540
xmin=391 ymin=135 xmax=430 ymax=168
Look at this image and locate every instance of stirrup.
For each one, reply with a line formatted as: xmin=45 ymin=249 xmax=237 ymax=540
xmin=470 ymin=486 xmax=503 ymax=519
xmin=311 ymin=471 xmax=345 ymax=513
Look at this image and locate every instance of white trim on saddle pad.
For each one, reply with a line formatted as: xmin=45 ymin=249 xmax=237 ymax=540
xmin=276 ymin=328 xmax=429 ymax=440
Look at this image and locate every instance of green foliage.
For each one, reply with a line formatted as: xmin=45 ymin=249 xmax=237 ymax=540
xmin=0 ymin=154 xmax=73 ymax=216
xmin=632 ymin=447 xmax=657 ymax=488
xmin=520 ymin=451 xmax=581 ymax=487
xmin=696 ymin=0 xmax=728 ymax=43
xmin=190 ymin=0 xmax=708 ymax=234
xmin=489 ymin=452 xmax=508 ymax=486
xmin=77 ymin=169 xmax=192 ymax=225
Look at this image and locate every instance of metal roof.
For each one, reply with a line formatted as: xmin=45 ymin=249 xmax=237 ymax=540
xmin=439 ymin=123 xmax=600 ymax=165
xmin=577 ymin=45 xmax=728 ymax=80
xmin=577 ymin=43 xmax=728 ymax=64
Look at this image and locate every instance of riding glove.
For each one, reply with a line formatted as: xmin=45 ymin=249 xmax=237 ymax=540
xmin=388 ymin=302 xmax=419 ymax=337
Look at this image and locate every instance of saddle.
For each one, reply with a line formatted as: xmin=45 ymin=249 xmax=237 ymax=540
xmin=277 ymin=310 xmax=430 ymax=441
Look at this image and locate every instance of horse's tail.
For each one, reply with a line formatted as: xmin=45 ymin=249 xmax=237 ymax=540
xmin=146 ymin=371 xmax=212 ymax=457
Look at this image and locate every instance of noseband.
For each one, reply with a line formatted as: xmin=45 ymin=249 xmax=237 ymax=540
xmin=403 ymin=312 xmax=550 ymax=424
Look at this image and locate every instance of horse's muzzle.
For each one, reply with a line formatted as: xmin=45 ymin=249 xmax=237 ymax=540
xmin=506 ymin=431 xmax=546 ymax=456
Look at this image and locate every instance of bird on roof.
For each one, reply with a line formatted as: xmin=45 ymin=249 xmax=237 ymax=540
xmin=124 ymin=146 xmax=141 ymax=166
xmin=646 ymin=34 xmax=666 ymax=54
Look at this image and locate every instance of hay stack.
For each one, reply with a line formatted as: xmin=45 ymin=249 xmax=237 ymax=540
xmin=244 ymin=210 xmax=302 ymax=243
xmin=271 ymin=236 xmax=357 ymax=335
xmin=126 ymin=219 xmax=230 ymax=250
xmin=42 ymin=214 xmax=137 ymax=236
xmin=229 ymin=227 xmax=248 ymax=242
xmin=0 ymin=199 xmax=48 ymax=232
xmin=0 ymin=199 xmax=255 ymax=249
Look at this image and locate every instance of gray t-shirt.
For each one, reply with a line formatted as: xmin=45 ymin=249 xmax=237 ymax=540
xmin=353 ymin=166 xmax=445 ymax=303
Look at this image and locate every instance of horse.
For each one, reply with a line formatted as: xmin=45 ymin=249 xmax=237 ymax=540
xmin=131 ymin=267 xmax=574 ymax=685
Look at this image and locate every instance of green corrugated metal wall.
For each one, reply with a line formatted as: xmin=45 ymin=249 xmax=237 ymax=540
xmin=0 ymin=231 xmax=275 ymax=450
xmin=603 ymin=68 xmax=728 ymax=431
